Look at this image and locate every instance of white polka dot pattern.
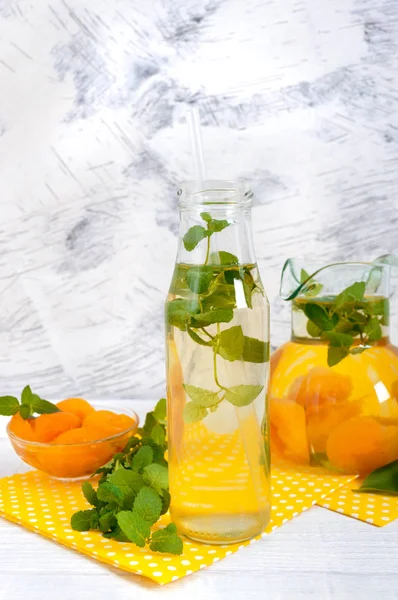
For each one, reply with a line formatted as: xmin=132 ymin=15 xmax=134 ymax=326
xmin=0 ymin=466 xmax=354 ymax=585
xmin=317 ymin=478 xmax=398 ymax=526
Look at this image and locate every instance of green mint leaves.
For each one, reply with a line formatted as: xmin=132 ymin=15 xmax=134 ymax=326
xmin=70 ymin=399 xmax=183 ymax=555
xmin=299 ymin=279 xmax=387 ymax=367
xmin=355 ymin=460 xmax=398 ymax=496
xmin=0 ymin=386 xmax=60 ymax=419
xmin=149 ymin=523 xmax=183 ymax=554
xmin=183 ymin=380 xmax=264 ymax=421
xmin=182 ymin=212 xmax=229 ymax=252
xmin=170 ymin=212 xmax=267 ymax=423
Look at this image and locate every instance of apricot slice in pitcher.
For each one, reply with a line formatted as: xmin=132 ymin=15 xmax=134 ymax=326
xmin=56 ymin=398 xmax=94 ymax=423
xmin=326 ymin=416 xmax=398 ymax=474
xmin=306 ymin=399 xmax=362 ymax=454
xmin=83 ymin=410 xmax=137 ymax=437
xmin=31 ymin=411 xmax=81 ymax=442
xmin=270 ymin=397 xmax=309 ymax=464
xmin=288 ymin=367 xmax=353 ymax=414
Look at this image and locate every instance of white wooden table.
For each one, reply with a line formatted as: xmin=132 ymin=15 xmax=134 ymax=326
xmin=1 ymin=401 xmax=397 ymax=600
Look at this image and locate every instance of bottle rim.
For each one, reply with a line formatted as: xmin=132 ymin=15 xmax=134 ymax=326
xmin=177 ymin=180 xmax=253 ymax=205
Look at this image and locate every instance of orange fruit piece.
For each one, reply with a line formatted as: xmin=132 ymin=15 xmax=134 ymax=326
xmin=31 ymin=411 xmax=81 ymax=442
xmin=306 ymin=399 xmax=362 ymax=454
xmin=53 ymin=426 xmax=107 ymax=444
xmin=8 ymin=413 xmax=36 ymax=441
xmin=83 ymin=410 xmax=137 ymax=437
xmin=326 ymin=416 xmax=398 ymax=474
xmin=270 ymin=397 xmax=309 ymax=464
xmin=288 ymin=366 xmax=353 ymax=415
xmin=38 ymin=429 xmax=114 ymax=479
xmin=56 ymin=398 xmax=94 ymax=423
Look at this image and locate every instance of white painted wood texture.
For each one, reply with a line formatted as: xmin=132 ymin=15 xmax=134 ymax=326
xmin=0 ymin=401 xmax=397 ymax=600
xmin=0 ymin=0 xmax=397 ymax=400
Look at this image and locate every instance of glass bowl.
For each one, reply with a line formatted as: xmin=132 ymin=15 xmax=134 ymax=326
xmin=6 ymin=403 xmax=139 ymax=481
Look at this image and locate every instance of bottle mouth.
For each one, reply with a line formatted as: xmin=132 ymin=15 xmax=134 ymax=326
xmin=178 ymin=180 xmax=253 ymax=206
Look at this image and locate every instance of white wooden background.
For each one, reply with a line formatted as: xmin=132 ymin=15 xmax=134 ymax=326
xmin=0 ymin=0 xmax=397 ymax=401
xmin=1 ymin=401 xmax=397 ymax=600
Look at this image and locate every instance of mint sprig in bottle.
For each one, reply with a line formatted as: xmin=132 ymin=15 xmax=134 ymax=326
xmin=165 ymin=177 xmax=271 ymax=544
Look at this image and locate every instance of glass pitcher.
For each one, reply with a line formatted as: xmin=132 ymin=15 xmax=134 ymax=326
xmin=270 ymin=259 xmax=398 ymax=475
xmin=165 ymin=181 xmax=271 ymax=544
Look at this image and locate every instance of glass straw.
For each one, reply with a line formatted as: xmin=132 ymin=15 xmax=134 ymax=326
xmin=186 ymin=107 xmax=206 ymax=185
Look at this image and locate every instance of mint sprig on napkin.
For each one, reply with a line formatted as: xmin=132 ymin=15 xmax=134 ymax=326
xmin=71 ymin=399 xmax=183 ymax=555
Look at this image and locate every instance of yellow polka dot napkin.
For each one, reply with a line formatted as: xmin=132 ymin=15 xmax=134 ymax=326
xmin=318 ymin=479 xmax=398 ymax=526
xmin=0 ymin=465 xmax=354 ymax=585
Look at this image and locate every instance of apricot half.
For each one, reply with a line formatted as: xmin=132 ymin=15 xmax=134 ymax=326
xmin=56 ymin=398 xmax=94 ymax=423
xmin=31 ymin=412 xmax=81 ymax=442
xmin=270 ymin=397 xmax=309 ymax=464
xmin=288 ymin=367 xmax=353 ymax=415
xmin=83 ymin=410 xmax=137 ymax=437
xmin=326 ymin=415 xmax=398 ymax=474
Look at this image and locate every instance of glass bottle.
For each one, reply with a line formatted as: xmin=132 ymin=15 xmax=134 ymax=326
xmin=270 ymin=259 xmax=398 ymax=475
xmin=165 ymin=180 xmax=271 ymax=544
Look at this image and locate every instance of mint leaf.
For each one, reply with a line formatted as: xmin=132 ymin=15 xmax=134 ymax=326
xmin=33 ymin=399 xmax=60 ymax=415
xmin=210 ymin=251 xmax=239 ymax=265
xmin=167 ymin=298 xmax=198 ymax=331
xmin=351 ymin=347 xmax=366 ymax=355
xmin=97 ymin=482 xmax=124 ymax=506
xmin=160 ymin=489 xmax=171 ymax=515
xmin=151 ymin=423 xmax=166 ymax=446
xmin=99 ymin=512 xmax=117 ymax=533
xmin=183 ymin=225 xmax=209 ymax=251
xmin=355 ymin=460 xmax=398 ymax=495
xmin=0 ymin=396 xmax=19 ymax=416
xmin=19 ymin=404 xmax=31 ymax=419
xmin=103 ymin=526 xmax=130 ymax=542
xmin=304 ymin=303 xmax=334 ymax=331
xmin=225 ymin=385 xmax=264 ymax=407
xmin=208 ymin=218 xmax=229 ymax=233
xmin=143 ymin=464 xmax=168 ymax=494
xmin=191 ymin=308 xmax=234 ymax=327
xmin=149 ymin=523 xmax=183 ymax=555
xmin=327 ymin=345 xmax=350 ymax=366
xmin=71 ymin=509 xmax=97 ymax=532
xmin=133 ymin=487 xmax=162 ymax=525
xmin=306 ymin=320 xmax=321 ymax=337
xmin=186 ymin=266 xmax=213 ymax=294
xmin=242 ymin=336 xmax=269 ymax=363
xmin=82 ymin=481 xmax=99 ymax=507
xmin=21 ymin=385 xmax=33 ymax=407
xmin=218 ymin=325 xmax=244 ymax=361
xmin=131 ymin=447 xmax=154 ymax=473
xmin=364 ymin=316 xmax=382 ymax=342
xmin=142 ymin=439 xmax=167 ymax=466
xmin=183 ymin=385 xmax=221 ymax=407
xmin=183 ymin=402 xmax=208 ymax=423
xmin=117 ymin=511 xmax=151 ymax=547
xmin=322 ymin=331 xmax=354 ymax=347
xmin=200 ymin=212 xmax=212 ymax=223
xmin=153 ymin=398 xmax=167 ymax=423
xmin=108 ymin=468 xmax=143 ymax=507
xmin=335 ymin=281 xmax=365 ymax=307
xmin=140 ymin=412 xmax=157 ymax=437
xmin=187 ymin=328 xmax=214 ymax=346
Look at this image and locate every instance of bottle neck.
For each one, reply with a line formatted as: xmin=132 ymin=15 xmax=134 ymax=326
xmin=176 ymin=206 xmax=256 ymax=267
